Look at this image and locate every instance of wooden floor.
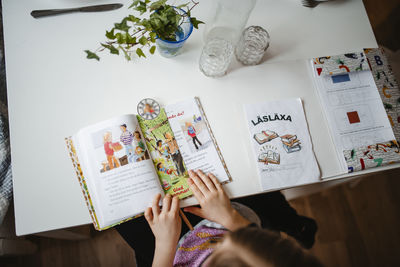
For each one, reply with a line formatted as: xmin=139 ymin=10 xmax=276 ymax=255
xmin=291 ymin=168 xmax=400 ymax=267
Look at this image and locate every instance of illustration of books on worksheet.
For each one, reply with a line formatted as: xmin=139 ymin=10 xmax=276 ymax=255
xmin=258 ymin=150 xmax=280 ymax=165
xmin=253 ymin=130 xmax=278 ymax=144
xmin=280 ymin=134 xmax=301 ymax=153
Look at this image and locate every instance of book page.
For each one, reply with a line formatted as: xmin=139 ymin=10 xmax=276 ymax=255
xmin=244 ymin=98 xmax=320 ymax=191
xmin=74 ymin=115 xmax=163 ymax=229
xmin=165 ymin=98 xmax=231 ymax=184
xmin=137 ymin=110 xmax=192 ymax=199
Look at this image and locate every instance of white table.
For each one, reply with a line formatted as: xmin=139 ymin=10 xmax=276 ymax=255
xmin=3 ymin=0 xmax=397 ymax=236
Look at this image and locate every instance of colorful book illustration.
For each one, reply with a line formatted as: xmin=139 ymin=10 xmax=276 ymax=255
xmin=253 ymin=130 xmax=278 ymax=144
xmin=280 ymin=134 xmax=301 ymax=153
xmin=65 ymin=97 xmax=231 ymax=231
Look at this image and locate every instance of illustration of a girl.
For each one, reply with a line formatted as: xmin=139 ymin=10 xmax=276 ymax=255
xmin=185 ymin=122 xmax=202 ymax=150
xmin=156 ymin=162 xmax=178 ymax=176
xmin=103 ymin=132 xmax=120 ymax=170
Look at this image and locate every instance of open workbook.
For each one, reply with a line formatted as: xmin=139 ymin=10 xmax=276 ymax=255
xmin=65 ymin=97 xmax=231 ymax=230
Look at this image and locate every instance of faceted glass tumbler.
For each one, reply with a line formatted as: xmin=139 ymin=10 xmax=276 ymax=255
xmin=199 ymin=38 xmax=234 ymax=78
xmin=235 ymin=26 xmax=270 ymax=65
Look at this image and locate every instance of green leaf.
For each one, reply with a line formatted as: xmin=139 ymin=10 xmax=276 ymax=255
xmin=136 ymin=48 xmax=146 ymax=58
xmin=114 ymin=19 xmax=130 ymax=32
xmin=149 ymin=32 xmax=157 ymax=42
xmin=149 ymin=0 xmax=168 ymax=11
xmin=126 ymin=34 xmax=137 ymax=45
xmin=127 ymin=15 xmax=140 ymax=23
xmin=115 ymin=33 xmax=126 ymax=44
xmin=101 ymin=43 xmax=119 ymax=55
xmin=129 ymin=0 xmax=141 ymax=9
xmin=149 ymin=45 xmax=156 ymax=54
xmin=135 ymin=1 xmax=148 ymax=15
xmin=105 ymin=29 xmax=116 ymax=39
xmin=139 ymin=36 xmax=148 ymax=45
xmin=85 ymin=50 xmax=100 ymax=61
xmin=190 ymin=17 xmax=204 ymax=29
xmin=109 ymin=46 xmax=119 ymax=55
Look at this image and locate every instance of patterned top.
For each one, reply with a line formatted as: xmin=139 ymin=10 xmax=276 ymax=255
xmin=173 ymin=225 xmax=226 ymax=267
xmin=173 ymin=202 xmax=261 ymax=267
xmin=120 ymin=131 xmax=133 ymax=145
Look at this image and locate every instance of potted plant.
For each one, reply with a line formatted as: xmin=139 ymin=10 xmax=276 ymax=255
xmin=85 ymin=0 xmax=203 ymax=60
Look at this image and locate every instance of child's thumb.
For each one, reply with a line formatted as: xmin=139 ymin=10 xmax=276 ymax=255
xmin=183 ymin=207 xmax=204 ymax=218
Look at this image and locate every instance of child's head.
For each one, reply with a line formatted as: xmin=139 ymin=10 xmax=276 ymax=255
xmin=103 ymin=132 xmax=112 ymax=143
xmin=134 ymin=131 xmax=141 ymax=139
xmin=204 ymin=227 xmax=322 ymax=267
xmin=120 ymin=124 xmax=127 ymax=131
xmin=185 ymin=122 xmax=192 ymax=127
xmin=144 ymin=104 xmax=152 ymax=113
xmin=156 ymin=162 xmax=163 ymax=170
xmin=157 ymin=140 xmax=162 ymax=147
xmin=135 ymin=146 xmax=143 ymax=154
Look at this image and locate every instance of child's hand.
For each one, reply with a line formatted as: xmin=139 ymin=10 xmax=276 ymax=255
xmin=145 ymin=194 xmax=182 ymax=247
xmin=184 ymin=170 xmax=250 ymax=231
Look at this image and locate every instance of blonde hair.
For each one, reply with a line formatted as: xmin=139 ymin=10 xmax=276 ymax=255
xmin=103 ymin=132 xmax=112 ymax=143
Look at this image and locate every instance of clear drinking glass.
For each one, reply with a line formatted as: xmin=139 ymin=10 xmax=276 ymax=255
xmin=235 ymin=26 xmax=270 ymax=65
xmin=199 ymin=38 xmax=234 ymax=77
xmin=199 ymin=0 xmax=256 ymax=77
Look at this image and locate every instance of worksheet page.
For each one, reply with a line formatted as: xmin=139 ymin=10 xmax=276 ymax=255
xmin=314 ymin=70 xmax=395 ymax=172
xmin=244 ymin=98 xmax=320 ymax=191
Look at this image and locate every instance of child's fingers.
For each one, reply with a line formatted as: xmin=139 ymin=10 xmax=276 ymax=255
xmin=162 ymin=194 xmax=172 ymax=212
xmin=170 ymin=196 xmax=180 ymax=214
xmin=197 ymin=170 xmax=217 ymax=192
xmin=190 ymin=171 xmax=209 ymax=196
xmin=208 ymin=173 xmax=223 ymax=191
xmin=152 ymin=193 xmax=162 ymax=217
xmin=188 ymin=176 xmax=204 ymax=200
xmin=144 ymin=207 xmax=153 ymax=223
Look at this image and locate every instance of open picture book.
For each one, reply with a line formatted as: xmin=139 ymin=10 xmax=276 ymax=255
xmin=65 ymin=97 xmax=231 ymax=230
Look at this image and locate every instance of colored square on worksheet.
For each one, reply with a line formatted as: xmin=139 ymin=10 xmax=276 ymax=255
xmin=347 ymin=111 xmax=360 ymax=124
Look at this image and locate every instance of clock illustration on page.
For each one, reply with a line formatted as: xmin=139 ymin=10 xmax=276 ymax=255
xmin=137 ymin=98 xmax=160 ymax=120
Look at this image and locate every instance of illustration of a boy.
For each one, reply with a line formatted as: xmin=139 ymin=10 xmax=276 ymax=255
xmin=120 ymin=124 xmax=134 ymax=163
xmin=185 ymin=122 xmax=202 ymax=150
xmin=144 ymin=103 xmax=154 ymax=116
xmin=156 ymin=140 xmax=170 ymax=158
xmin=156 ymin=162 xmax=178 ymax=176
xmin=133 ymin=130 xmax=149 ymax=160
xmin=164 ymin=132 xmax=185 ymax=176
xmin=134 ymin=146 xmax=145 ymax=162
xmin=103 ymin=132 xmax=120 ymax=170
